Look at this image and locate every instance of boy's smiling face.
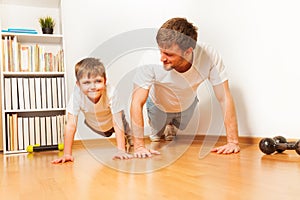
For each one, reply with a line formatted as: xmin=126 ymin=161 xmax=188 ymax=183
xmin=77 ymin=75 xmax=106 ymax=103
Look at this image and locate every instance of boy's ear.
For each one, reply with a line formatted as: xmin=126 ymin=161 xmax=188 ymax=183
xmin=76 ymin=81 xmax=80 ymax=86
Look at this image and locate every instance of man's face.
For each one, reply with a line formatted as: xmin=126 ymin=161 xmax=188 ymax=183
xmin=77 ymin=75 xmax=106 ymax=103
xmin=159 ymin=44 xmax=191 ymax=72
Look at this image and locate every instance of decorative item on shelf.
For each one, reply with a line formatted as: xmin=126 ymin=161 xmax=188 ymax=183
xmin=38 ymin=16 xmax=55 ymax=34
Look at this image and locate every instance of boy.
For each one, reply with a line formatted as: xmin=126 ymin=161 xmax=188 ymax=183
xmin=52 ymin=57 xmax=132 ymax=163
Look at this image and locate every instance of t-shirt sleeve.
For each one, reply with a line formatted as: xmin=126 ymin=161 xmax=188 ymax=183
xmin=66 ymin=86 xmax=81 ymax=116
xmin=133 ymin=50 xmax=158 ymax=89
xmin=133 ymin=65 xmax=155 ymax=89
xmin=206 ymin=45 xmax=228 ymax=85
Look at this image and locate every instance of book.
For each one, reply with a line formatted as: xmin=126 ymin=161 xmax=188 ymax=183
xmin=11 ymin=78 xmax=18 ymax=110
xmin=20 ymin=45 xmax=30 ymax=72
xmin=44 ymin=52 xmax=53 ymax=72
xmin=34 ymin=44 xmax=39 ymax=72
xmin=35 ymin=117 xmax=40 ymax=145
xmin=9 ymin=115 xmax=14 ymax=150
xmin=2 ymin=36 xmax=9 ymax=71
xmin=7 ymin=28 xmax=37 ymax=32
xmin=6 ymin=30 xmax=38 ymax=34
xmin=56 ymin=115 xmax=61 ymax=144
xmin=30 ymin=45 xmax=35 ymax=72
xmin=4 ymin=78 xmax=12 ymax=110
xmin=59 ymin=49 xmax=64 ymax=72
xmin=57 ymin=77 xmax=62 ymax=108
xmin=17 ymin=117 xmax=24 ymax=150
xmin=2 ymin=28 xmax=38 ymax=34
xmin=7 ymin=36 xmax=13 ymax=71
xmin=1 ymin=38 xmax=4 ymax=68
xmin=51 ymin=78 xmax=58 ymax=108
xmin=46 ymin=116 xmax=52 ymax=145
xmin=35 ymin=78 xmax=42 ymax=109
xmin=58 ymin=115 xmax=65 ymax=144
xmin=40 ymin=78 xmax=47 ymax=109
xmin=29 ymin=78 xmax=36 ymax=109
xmin=23 ymin=117 xmax=29 ymax=149
xmin=11 ymin=36 xmax=19 ymax=72
xmin=22 ymin=78 xmax=30 ymax=110
xmin=39 ymin=46 xmax=45 ymax=72
xmin=46 ymin=78 xmax=52 ymax=108
xmin=17 ymin=78 xmax=25 ymax=110
xmin=28 ymin=117 xmax=35 ymax=145
xmin=6 ymin=114 xmax=11 ymax=151
xmin=51 ymin=116 xmax=58 ymax=145
xmin=61 ymin=77 xmax=66 ymax=107
xmin=40 ymin=117 xmax=46 ymax=146
xmin=12 ymin=114 xmax=18 ymax=151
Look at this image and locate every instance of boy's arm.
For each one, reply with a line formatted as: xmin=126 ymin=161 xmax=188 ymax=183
xmin=112 ymin=111 xmax=126 ymax=151
xmin=112 ymin=111 xmax=132 ymax=159
xmin=52 ymin=113 xmax=78 ymax=164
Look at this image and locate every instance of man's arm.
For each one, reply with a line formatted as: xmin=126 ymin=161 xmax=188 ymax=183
xmin=211 ymin=80 xmax=240 ymax=154
xmin=130 ymin=84 xmax=160 ymax=158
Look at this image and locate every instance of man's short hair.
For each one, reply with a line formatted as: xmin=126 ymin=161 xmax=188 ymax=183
xmin=156 ymin=17 xmax=198 ymax=50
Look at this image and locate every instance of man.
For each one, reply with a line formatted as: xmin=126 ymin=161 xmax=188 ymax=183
xmin=131 ymin=17 xmax=240 ymax=158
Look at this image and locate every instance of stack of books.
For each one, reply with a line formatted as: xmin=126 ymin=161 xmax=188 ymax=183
xmin=2 ymin=28 xmax=38 ymax=34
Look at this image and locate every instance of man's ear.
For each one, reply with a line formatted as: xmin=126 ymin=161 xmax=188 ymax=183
xmin=184 ymin=47 xmax=193 ymax=56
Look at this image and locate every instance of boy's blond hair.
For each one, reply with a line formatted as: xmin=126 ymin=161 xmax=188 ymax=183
xmin=75 ymin=57 xmax=106 ymax=81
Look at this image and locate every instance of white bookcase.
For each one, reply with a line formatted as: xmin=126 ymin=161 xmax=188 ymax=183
xmin=0 ymin=0 xmax=67 ymax=154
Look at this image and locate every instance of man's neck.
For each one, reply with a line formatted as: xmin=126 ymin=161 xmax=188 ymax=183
xmin=176 ymin=52 xmax=193 ymax=73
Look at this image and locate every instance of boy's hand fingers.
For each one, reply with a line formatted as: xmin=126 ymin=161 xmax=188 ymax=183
xmin=51 ymin=155 xmax=74 ymax=164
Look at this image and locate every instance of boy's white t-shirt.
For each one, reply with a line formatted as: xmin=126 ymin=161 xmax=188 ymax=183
xmin=133 ymin=43 xmax=228 ymax=113
xmin=66 ymin=84 xmax=123 ymax=132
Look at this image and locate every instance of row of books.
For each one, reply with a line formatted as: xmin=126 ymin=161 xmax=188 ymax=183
xmin=5 ymin=114 xmax=65 ymax=152
xmin=4 ymin=77 xmax=66 ymax=111
xmin=1 ymin=35 xmax=64 ymax=72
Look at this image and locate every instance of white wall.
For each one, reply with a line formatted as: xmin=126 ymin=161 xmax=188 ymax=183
xmin=61 ymin=0 xmax=300 ymax=139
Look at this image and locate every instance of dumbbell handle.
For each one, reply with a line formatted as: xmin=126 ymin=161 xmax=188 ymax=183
xmin=276 ymin=142 xmax=296 ymax=150
xmin=27 ymin=144 xmax=64 ymax=153
xmin=32 ymin=145 xmax=60 ymax=152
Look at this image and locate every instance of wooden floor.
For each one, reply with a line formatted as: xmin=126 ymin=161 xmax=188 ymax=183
xmin=1 ymin=135 xmax=300 ymax=200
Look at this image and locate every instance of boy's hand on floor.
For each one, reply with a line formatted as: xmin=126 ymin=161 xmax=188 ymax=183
xmin=51 ymin=155 xmax=74 ymax=164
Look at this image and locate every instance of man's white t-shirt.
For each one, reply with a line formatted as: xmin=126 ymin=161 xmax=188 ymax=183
xmin=133 ymin=43 xmax=228 ymax=113
xmin=66 ymin=84 xmax=123 ymax=132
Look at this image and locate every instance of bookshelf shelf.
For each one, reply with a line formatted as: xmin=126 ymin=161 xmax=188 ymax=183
xmin=3 ymin=72 xmax=65 ymax=77
xmin=0 ymin=0 xmax=66 ymax=154
xmin=4 ymin=108 xmax=66 ymax=114
xmin=1 ymin=32 xmax=64 ymax=44
xmin=1 ymin=0 xmax=61 ymax=8
xmin=4 ymin=149 xmax=27 ymax=155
